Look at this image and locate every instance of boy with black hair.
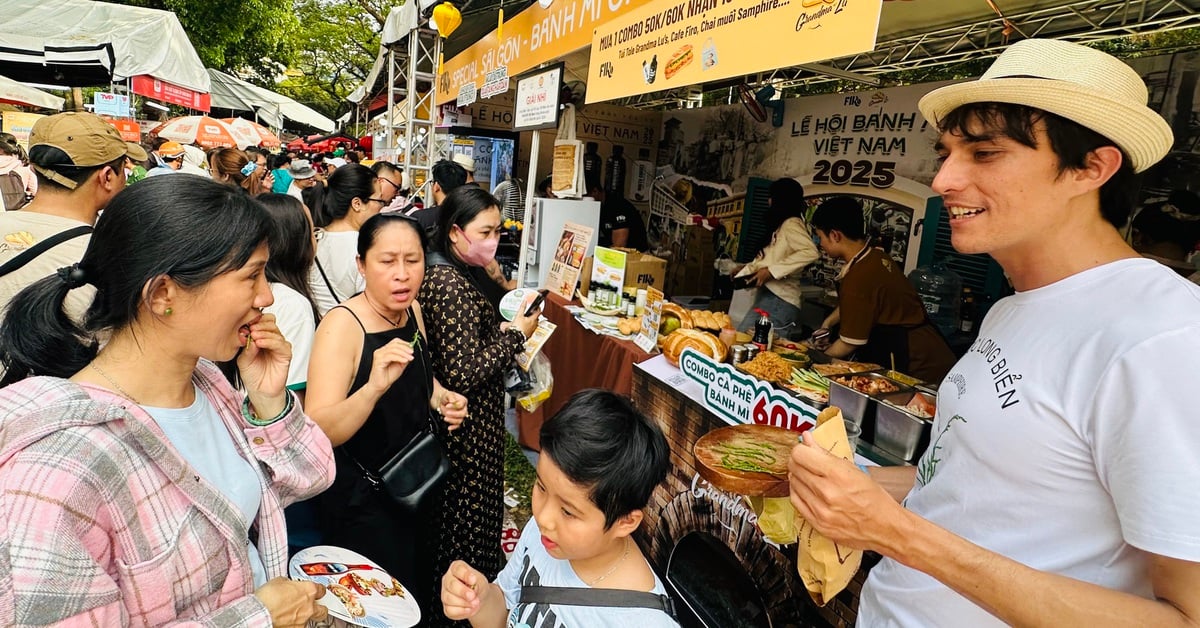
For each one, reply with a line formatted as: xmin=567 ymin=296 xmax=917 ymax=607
xmin=442 ymin=389 xmax=678 ymax=628
xmin=808 ymin=195 xmax=955 ymax=382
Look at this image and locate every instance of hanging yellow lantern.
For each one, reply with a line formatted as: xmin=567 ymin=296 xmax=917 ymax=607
xmin=432 ymin=2 xmax=463 ymax=73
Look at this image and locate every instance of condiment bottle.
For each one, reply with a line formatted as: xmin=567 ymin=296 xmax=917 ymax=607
xmin=752 ymin=308 xmax=772 ymax=350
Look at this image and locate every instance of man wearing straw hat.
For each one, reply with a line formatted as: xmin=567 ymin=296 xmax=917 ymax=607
xmin=788 ymin=39 xmax=1200 ymax=625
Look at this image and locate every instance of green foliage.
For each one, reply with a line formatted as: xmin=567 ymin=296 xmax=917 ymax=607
xmin=110 ymin=0 xmax=300 ymax=81
xmin=274 ymin=0 xmax=402 ymax=119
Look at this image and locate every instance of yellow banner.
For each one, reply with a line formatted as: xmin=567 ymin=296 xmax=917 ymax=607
xmin=436 ymin=0 xmax=652 ymax=106
xmin=586 ymin=0 xmax=883 ymax=103
xmin=1 ymin=111 xmax=46 ymax=149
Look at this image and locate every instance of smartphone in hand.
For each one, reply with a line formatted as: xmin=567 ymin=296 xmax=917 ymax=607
xmin=524 ymin=289 xmax=550 ymax=317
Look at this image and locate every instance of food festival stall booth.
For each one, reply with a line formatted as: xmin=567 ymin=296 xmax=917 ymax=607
xmin=434 ymin=1 xmax=1200 ymax=624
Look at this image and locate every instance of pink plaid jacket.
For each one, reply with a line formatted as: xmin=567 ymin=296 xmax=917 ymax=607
xmin=0 ymin=360 xmax=335 ymax=626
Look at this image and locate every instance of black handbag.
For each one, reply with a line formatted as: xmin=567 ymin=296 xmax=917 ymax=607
xmin=346 ymin=418 xmax=450 ymax=513
xmin=344 ymin=329 xmax=450 ymax=513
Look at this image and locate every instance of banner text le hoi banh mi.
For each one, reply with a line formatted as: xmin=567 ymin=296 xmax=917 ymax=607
xmin=587 ymin=0 xmax=883 ymax=103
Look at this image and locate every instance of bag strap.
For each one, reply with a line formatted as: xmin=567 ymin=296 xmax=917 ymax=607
xmin=0 ymin=225 xmax=92 ymax=279
xmin=518 ymin=585 xmax=676 ymax=620
xmin=313 ymin=256 xmax=343 ymax=305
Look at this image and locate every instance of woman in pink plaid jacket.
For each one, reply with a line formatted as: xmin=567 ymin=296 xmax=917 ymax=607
xmin=0 ymin=175 xmax=336 ymax=626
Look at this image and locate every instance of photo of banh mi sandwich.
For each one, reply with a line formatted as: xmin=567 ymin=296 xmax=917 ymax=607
xmin=665 ymin=45 xmax=694 ymax=79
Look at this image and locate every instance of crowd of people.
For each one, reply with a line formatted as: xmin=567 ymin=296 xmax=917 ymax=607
xmin=0 ymin=36 xmax=1197 ymax=628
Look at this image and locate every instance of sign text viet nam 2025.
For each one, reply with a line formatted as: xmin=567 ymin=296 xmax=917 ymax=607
xmin=586 ymin=0 xmax=883 ymax=103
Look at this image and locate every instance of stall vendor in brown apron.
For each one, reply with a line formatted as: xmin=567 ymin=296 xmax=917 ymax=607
xmin=808 ymin=196 xmax=956 ymax=383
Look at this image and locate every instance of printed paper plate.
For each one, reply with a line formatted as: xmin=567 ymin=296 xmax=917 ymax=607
xmin=289 ymin=546 xmax=420 ymax=628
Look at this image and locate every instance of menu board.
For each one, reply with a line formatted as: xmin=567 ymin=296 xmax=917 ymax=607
xmin=545 ymin=221 xmax=593 ymax=299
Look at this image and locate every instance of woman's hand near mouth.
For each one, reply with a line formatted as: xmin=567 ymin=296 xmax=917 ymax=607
xmin=237 ymin=312 xmax=294 ymax=420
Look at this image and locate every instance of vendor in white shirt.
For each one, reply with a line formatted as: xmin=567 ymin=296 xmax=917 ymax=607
xmin=730 ymin=177 xmax=820 ymax=336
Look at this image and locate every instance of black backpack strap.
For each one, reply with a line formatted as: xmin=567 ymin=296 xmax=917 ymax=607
xmin=519 ymin=585 xmax=676 ymax=620
xmin=313 ymin=256 xmax=343 ymax=304
xmin=0 ymin=225 xmax=92 ymax=279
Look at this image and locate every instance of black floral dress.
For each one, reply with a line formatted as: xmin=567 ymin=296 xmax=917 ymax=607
xmin=419 ymin=261 xmax=525 ymax=626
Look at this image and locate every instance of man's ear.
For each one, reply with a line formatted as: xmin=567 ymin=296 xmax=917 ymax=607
xmin=1078 ymin=145 xmax=1124 ymax=190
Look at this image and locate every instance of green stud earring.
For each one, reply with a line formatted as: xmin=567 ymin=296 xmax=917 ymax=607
xmin=164 ymin=307 xmax=173 ymax=316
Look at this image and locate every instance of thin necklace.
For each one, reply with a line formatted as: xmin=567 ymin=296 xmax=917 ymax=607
xmin=89 ymin=362 xmax=140 ymax=405
xmin=585 ymin=537 xmax=630 ymax=586
xmin=364 ymin=296 xmax=403 ymax=327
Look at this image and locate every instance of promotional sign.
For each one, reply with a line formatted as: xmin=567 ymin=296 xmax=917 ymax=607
xmin=545 ymin=221 xmax=593 ymax=299
xmin=131 ymin=75 xmax=211 ymax=112
xmin=589 ymin=246 xmax=628 ymax=309
xmin=587 ymin=0 xmax=884 ymax=103
xmin=1 ymin=111 xmax=44 ymax=148
xmin=92 ymin=92 xmax=130 ymax=117
xmin=678 ymin=348 xmax=818 ymax=433
xmin=102 ymin=117 xmax=142 ymax=142
xmin=480 ymin=66 xmax=510 ymax=99
xmin=436 ymin=0 xmax=639 ymax=105
xmin=635 ymin=287 xmax=665 ymax=353
xmin=457 ymin=82 xmax=478 ymax=108
xmin=512 ymin=63 xmax=562 ymax=131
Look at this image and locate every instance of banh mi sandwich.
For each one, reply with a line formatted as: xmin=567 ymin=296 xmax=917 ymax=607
xmin=665 ymin=45 xmax=694 ymax=79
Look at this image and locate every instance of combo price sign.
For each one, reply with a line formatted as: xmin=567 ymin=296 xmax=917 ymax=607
xmin=679 ymin=348 xmax=818 ymax=433
xmin=587 ymin=0 xmax=883 ymax=103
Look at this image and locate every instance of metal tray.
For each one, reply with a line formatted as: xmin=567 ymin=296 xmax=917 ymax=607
xmin=873 ymin=391 xmax=935 ymax=463
xmin=827 ymin=372 xmax=910 ymax=443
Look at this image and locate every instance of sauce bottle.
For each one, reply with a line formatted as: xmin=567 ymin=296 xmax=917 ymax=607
xmin=752 ymin=308 xmax=772 ymax=351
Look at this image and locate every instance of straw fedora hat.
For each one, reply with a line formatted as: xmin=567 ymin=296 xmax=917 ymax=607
xmin=918 ymin=39 xmax=1173 ymax=173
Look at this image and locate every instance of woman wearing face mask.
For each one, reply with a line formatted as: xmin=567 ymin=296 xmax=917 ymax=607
xmin=418 ymin=186 xmax=540 ymax=627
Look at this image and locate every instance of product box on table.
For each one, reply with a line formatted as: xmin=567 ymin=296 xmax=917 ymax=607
xmin=580 ymin=249 xmax=667 ymax=297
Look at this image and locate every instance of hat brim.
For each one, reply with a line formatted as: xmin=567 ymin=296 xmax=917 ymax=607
xmin=126 ymin=142 xmax=149 ymax=161
xmin=291 ymin=170 xmax=315 ymax=179
xmin=918 ymin=78 xmax=1173 ymax=173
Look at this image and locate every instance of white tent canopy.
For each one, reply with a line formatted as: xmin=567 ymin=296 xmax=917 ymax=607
xmin=0 ymin=0 xmax=209 ymax=93
xmin=0 ymin=74 xmax=64 ymax=110
xmin=207 ymin=69 xmax=335 ymax=133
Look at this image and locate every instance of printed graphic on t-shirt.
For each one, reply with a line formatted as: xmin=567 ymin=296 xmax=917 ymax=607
xmin=914 ymin=414 xmax=966 ymax=489
xmin=508 ymin=553 xmax=562 ymax=628
xmin=965 ymin=335 xmax=1023 ymax=410
xmin=2 ymin=230 xmax=35 ymax=253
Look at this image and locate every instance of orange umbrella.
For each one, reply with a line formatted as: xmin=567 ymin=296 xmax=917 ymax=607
xmin=223 ymin=118 xmax=281 ymax=148
xmin=149 ymin=115 xmax=257 ymax=149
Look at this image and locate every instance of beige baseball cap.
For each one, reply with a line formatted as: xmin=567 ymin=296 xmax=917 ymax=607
xmin=29 ymin=112 xmax=149 ymax=189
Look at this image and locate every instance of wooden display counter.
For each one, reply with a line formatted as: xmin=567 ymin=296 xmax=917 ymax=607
xmin=631 ymin=356 xmax=880 ymax=628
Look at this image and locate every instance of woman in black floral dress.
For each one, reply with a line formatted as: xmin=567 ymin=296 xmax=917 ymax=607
xmin=419 ymin=186 xmax=541 ymax=626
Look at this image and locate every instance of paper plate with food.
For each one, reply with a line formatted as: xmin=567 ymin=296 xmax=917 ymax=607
xmin=290 ymin=546 xmax=420 ymax=628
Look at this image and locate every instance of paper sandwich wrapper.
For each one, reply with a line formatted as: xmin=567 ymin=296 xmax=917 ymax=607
xmin=797 ymin=407 xmax=863 ymax=606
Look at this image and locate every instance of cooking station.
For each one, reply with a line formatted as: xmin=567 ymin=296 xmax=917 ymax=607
xmin=629 ymin=353 xmax=931 ymax=627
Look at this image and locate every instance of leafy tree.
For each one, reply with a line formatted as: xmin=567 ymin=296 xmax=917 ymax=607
xmin=109 ymin=0 xmax=300 ymax=82
xmin=274 ymin=0 xmax=402 ymax=120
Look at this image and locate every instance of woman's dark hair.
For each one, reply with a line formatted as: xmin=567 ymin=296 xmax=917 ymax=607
xmin=765 ymin=177 xmax=808 ymax=234
xmin=256 ymin=193 xmax=320 ymax=322
xmin=810 ymin=196 xmax=867 ymax=240
xmin=0 ymin=174 xmax=271 ymax=385
xmin=536 ymin=175 xmax=554 ymax=198
xmin=316 ymin=163 xmax=375 ymax=227
xmin=938 ymin=102 xmax=1141 ymax=228
xmin=432 ymin=186 xmax=501 ymax=262
xmin=357 ymin=213 xmax=429 ymax=259
xmin=271 ymin=153 xmax=292 ymax=170
xmin=540 ymin=389 xmax=670 ymax=529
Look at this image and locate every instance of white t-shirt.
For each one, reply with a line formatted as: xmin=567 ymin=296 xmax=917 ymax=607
xmin=144 ymin=386 xmax=268 ymax=587
xmin=860 ymin=258 xmax=1200 ymax=626
xmin=308 ymin=230 xmax=363 ymax=316
xmin=264 ymin=282 xmax=315 ymax=391
xmin=496 ymin=518 xmax=680 ymax=628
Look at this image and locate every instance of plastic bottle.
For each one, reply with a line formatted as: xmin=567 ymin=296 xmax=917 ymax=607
xmin=751 ymin=308 xmax=772 ymax=350
xmin=632 ymin=148 xmax=654 ymax=201
xmin=604 ymin=145 xmax=627 ymax=198
xmin=583 ymin=142 xmax=603 ymax=191
xmin=907 ymin=263 xmax=962 ymax=337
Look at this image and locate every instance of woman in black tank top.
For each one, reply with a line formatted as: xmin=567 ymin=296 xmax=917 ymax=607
xmin=305 ymin=214 xmax=469 ymax=616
